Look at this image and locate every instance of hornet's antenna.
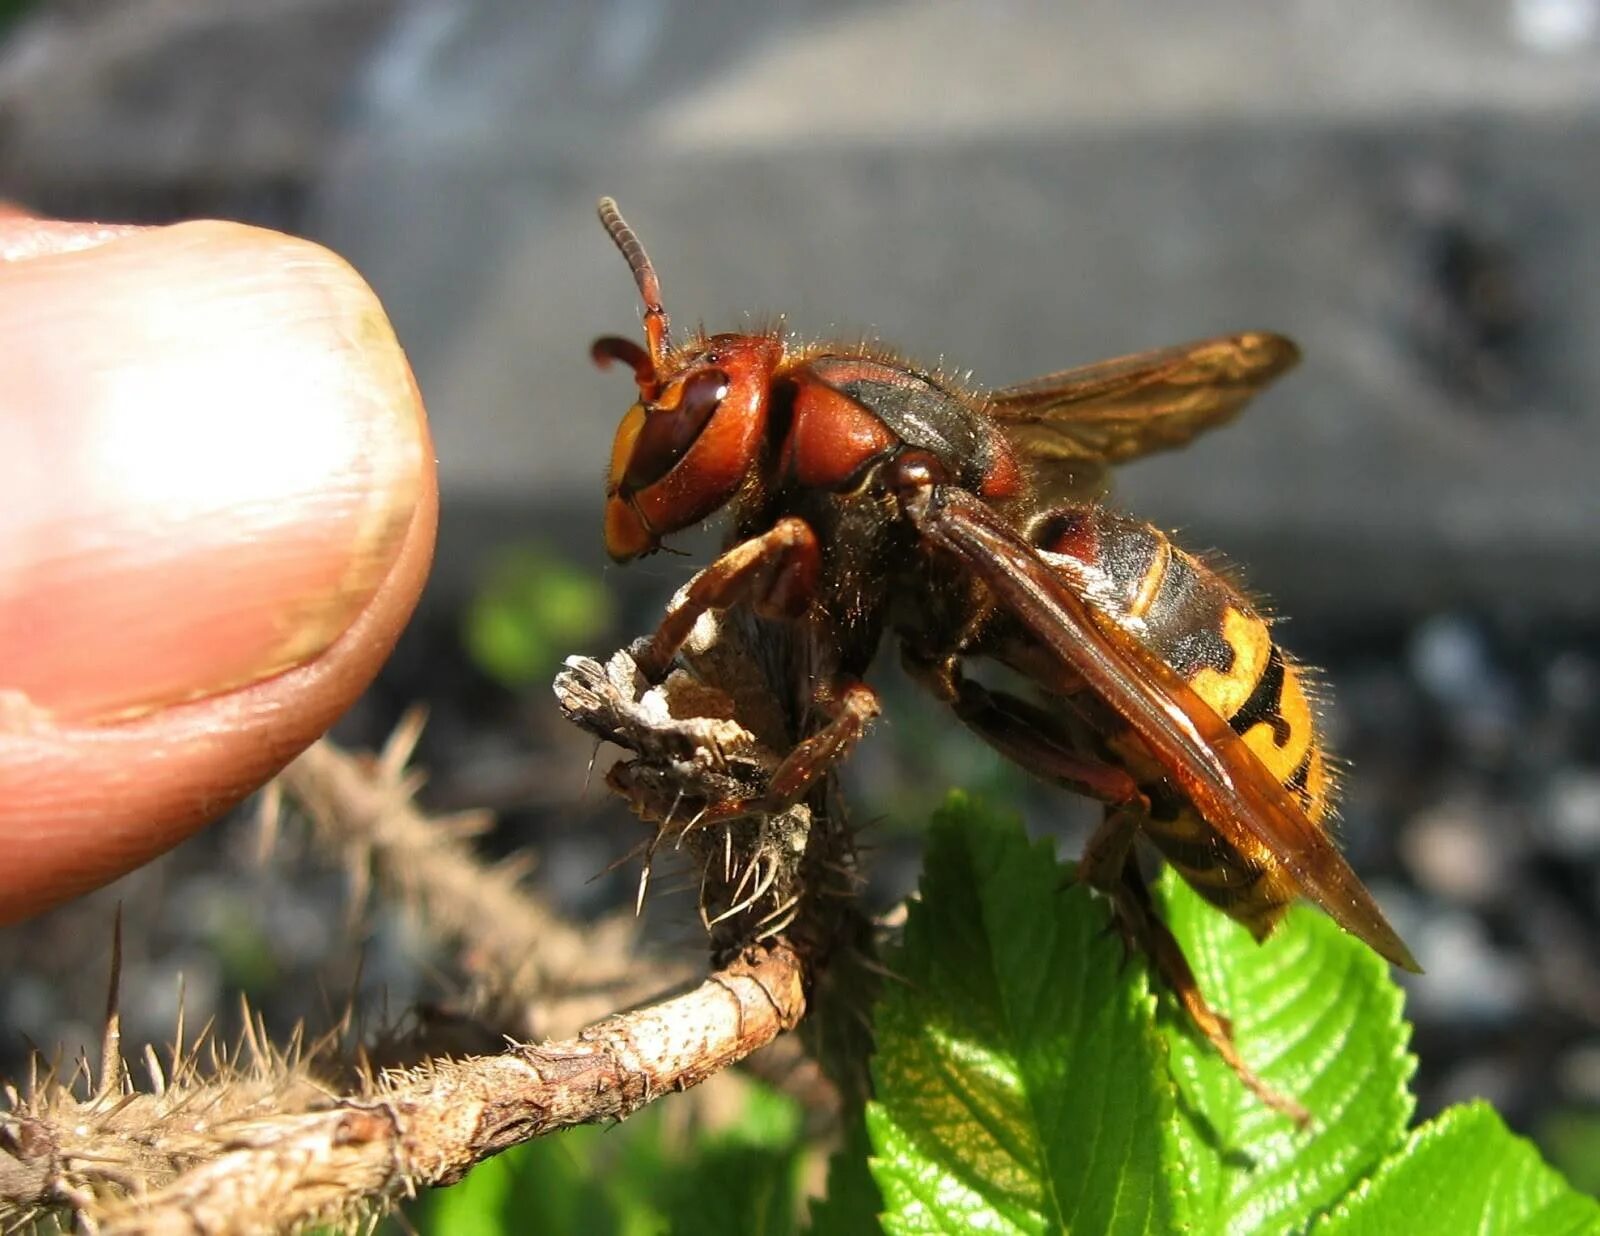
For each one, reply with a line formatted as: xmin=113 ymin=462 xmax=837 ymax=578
xmin=597 ymin=196 xmax=670 ymax=371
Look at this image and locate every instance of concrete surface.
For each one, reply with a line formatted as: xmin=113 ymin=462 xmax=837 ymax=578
xmin=3 ymin=0 xmax=1599 ymax=618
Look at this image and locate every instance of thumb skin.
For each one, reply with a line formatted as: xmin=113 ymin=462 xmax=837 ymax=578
xmin=0 ymin=217 xmax=438 ymax=922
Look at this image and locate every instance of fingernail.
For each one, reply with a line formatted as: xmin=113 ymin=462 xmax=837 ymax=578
xmin=0 ymin=221 xmax=429 ymax=722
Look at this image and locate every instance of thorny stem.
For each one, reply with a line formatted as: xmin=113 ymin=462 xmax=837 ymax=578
xmin=2 ymin=942 xmax=806 ymax=1235
xmin=276 ymin=719 xmax=682 ymax=1038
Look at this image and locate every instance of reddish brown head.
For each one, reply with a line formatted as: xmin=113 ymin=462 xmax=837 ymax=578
xmin=592 ymin=198 xmax=782 ymax=562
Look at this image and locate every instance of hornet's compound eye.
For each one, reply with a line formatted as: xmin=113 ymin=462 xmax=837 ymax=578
xmin=622 ymin=368 xmax=731 ymax=491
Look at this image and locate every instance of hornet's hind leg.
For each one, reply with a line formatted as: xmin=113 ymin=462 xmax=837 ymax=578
xmin=892 ymin=456 xmax=1313 ymax=1123
xmin=905 ymin=647 xmax=1309 ymax=1125
xmin=1103 ymin=834 xmax=1311 ymax=1127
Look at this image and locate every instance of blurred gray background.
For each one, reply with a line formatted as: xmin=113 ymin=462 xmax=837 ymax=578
xmin=3 ymin=0 xmax=1599 ymax=617
xmin=4 ymin=0 xmax=1600 ymax=1190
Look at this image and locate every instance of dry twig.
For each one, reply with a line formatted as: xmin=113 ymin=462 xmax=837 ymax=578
xmin=274 ymin=717 xmax=675 ymax=1037
xmin=2 ymin=943 xmax=803 ymax=1234
xmin=1 ymin=998 xmax=342 ymax=1232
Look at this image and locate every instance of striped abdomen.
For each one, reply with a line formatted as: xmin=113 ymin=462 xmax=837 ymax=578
xmin=1036 ymin=506 xmax=1336 ymax=938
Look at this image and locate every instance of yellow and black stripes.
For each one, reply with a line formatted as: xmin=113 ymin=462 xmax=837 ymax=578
xmin=1222 ymin=643 xmax=1336 ymax=825
xmin=1140 ymin=791 xmax=1295 ymax=940
xmin=1035 ymin=504 xmax=1336 ymax=935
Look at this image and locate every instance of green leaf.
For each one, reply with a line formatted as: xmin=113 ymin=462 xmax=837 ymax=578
xmin=1539 ymin=1109 xmax=1600 ymax=1198
xmin=0 ymin=0 xmax=39 ymax=31
xmin=463 ymin=544 xmax=611 ymax=687
xmin=419 ymin=1115 xmax=669 ymax=1236
xmin=417 ymin=796 xmax=1597 ymax=1236
xmin=1155 ymin=871 xmax=1415 ymax=1234
xmin=808 ymin=1115 xmax=884 ymax=1235
xmin=1313 ymin=1101 xmax=1600 ymax=1235
xmin=662 ymin=1084 xmax=806 ymax=1236
xmin=423 ymin=1138 xmax=526 ymax=1236
xmin=663 ymin=1143 xmax=800 ymax=1236
xmin=603 ymin=1112 xmax=677 ymax=1236
xmin=867 ymin=794 xmax=1180 ymax=1235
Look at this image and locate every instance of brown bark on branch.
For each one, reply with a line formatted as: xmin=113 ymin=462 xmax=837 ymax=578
xmin=19 ymin=942 xmax=804 ymax=1235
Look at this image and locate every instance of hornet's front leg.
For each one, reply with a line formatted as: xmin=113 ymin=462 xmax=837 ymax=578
xmin=634 ymin=517 xmax=822 ymax=683
xmin=604 ymin=673 xmax=880 ymax=827
xmin=634 ymin=516 xmax=880 ymax=820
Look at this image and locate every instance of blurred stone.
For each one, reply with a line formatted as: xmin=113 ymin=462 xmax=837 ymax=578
xmin=1545 ymin=649 xmax=1600 ymax=716
xmin=540 ymin=828 xmax=631 ymax=919
xmin=1401 ymin=795 xmax=1510 ymax=904
xmin=1512 ymin=0 xmax=1600 ymax=52
xmin=1 ymin=2 xmax=1598 ymax=616
xmin=0 ymin=0 xmax=398 ymax=214
xmin=1411 ymin=614 xmax=1497 ymax=707
xmin=1408 ymin=614 xmax=1520 ymax=761
xmin=0 ymin=973 xmax=57 ymax=1040
xmin=1431 ymin=1054 xmax=1525 ymax=1117
xmin=1405 ymin=909 xmax=1531 ymax=1025
xmin=1538 ymin=768 xmax=1600 ymax=857
xmin=258 ymin=871 xmax=349 ymax=967
xmin=1556 ymin=1039 xmax=1600 ymax=1104
xmin=123 ymin=952 xmax=222 ymax=1048
xmin=362 ymin=905 xmax=435 ymax=1007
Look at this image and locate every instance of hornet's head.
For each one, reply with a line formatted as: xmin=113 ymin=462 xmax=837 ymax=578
xmin=591 ymin=198 xmax=781 ymax=562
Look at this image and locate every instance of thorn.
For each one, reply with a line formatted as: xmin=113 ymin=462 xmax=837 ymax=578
xmin=819 ymin=859 xmax=868 ymax=887
xmin=240 ymin=992 xmax=266 ymax=1069
xmin=256 ymin=779 xmax=283 ymax=864
xmin=850 ymin=954 xmax=914 ymax=987
xmin=494 ymin=852 xmax=538 ymax=885
xmin=594 ymin=836 xmax=652 ymax=881
xmin=173 ymin=975 xmax=187 ymax=1066
xmin=347 ymin=856 xmax=373 ymax=928
xmin=748 ymin=856 xmax=781 ymax=906
xmin=635 ymin=861 xmax=653 ymax=918
xmin=390 ymin=1207 xmax=423 ymax=1236
xmin=705 ymin=894 xmax=754 ymax=927
xmin=379 ymin=706 xmax=429 ymax=781
xmin=96 ymin=906 xmax=124 ymax=1102
xmin=440 ymin=809 xmax=496 ymax=839
xmin=708 ymin=857 xmax=783 ymax=925
xmin=754 ymin=893 xmax=800 ymax=931
xmin=697 ymin=868 xmax=714 ymax=933
xmin=393 ymin=769 xmax=428 ymax=802
xmin=731 ymin=852 xmax=768 ymax=904
xmin=192 ymin=1016 xmax=218 ymax=1072
xmin=144 ymin=1043 xmax=170 ymax=1088
xmin=756 ymin=905 xmax=800 ymax=940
